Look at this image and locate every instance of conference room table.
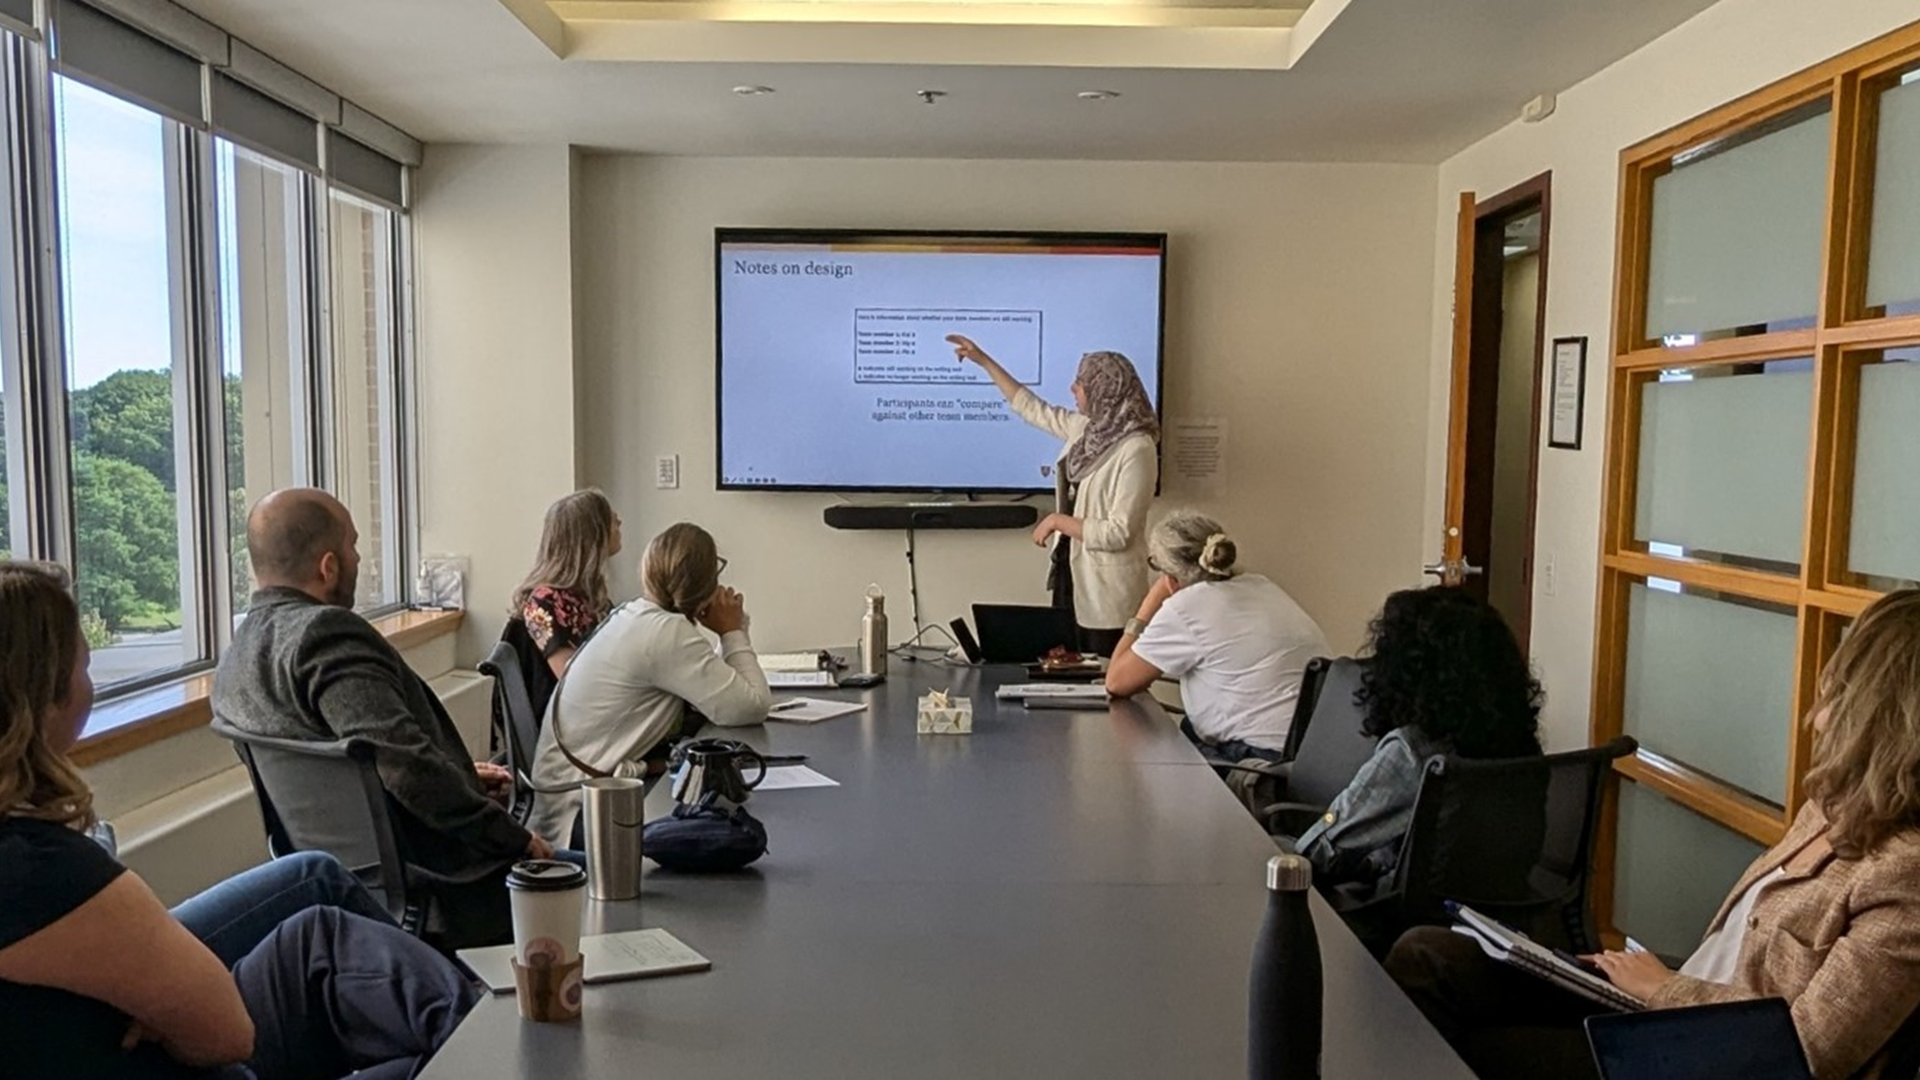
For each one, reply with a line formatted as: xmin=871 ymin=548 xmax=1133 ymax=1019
xmin=424 ymin=660 xmax=1475 ymax=1079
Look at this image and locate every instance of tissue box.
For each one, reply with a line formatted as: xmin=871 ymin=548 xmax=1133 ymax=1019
xmin=916 ymin=694 xmax=973 ymax=735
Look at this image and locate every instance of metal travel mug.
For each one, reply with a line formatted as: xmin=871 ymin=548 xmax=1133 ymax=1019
xmin=581 ymin=777 xmax=645 ymax=901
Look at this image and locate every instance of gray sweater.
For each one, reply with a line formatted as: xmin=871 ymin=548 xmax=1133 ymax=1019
xmin=211 ymin=587 xmax=530 ymax=879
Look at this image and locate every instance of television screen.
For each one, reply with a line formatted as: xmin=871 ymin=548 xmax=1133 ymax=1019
xmin=716 ymin=229 xmax=1166 ymax=493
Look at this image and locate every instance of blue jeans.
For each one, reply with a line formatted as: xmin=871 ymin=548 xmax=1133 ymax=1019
xmin=196 ymin=907 xmax=479 ymax=1080
xmin=172 ymin=852 xmax=397 ymax=968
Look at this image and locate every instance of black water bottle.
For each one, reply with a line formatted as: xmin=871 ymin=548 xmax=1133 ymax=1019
xmin=1249 ymin=854 xmax=1322 ymax=1079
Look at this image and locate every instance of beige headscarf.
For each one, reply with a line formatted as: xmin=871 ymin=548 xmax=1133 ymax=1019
xmin=1062 ymin=351 xmax=1158 ymax=481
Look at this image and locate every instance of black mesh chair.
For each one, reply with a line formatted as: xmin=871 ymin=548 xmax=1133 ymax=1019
xmin=216 ymin=723 xmax=501 ymax=946
xmin=1336 ymin=735 xmax=1637 ymax=956
xmin=1257 ymin=657 xmax=1380 ymax=838
xmin=479 ymin=640 xmax=541 ymax=824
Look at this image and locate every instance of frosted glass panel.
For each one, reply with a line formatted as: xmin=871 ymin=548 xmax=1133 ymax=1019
xmin=1614 ymin=781 xmax=1766 ymax=958
xmin=1646 ymin=107 xmax=1830 ymax=340
xmin=1868 ymin=72 xmax=1920 ymax=313
xmin=1624 ymin=583 xmax=1796 ymax=804
xmin=1634 ymin=366 xmax=1811 ymax=568
xmin=1849 ymin=351 xmax=1920 ymax=585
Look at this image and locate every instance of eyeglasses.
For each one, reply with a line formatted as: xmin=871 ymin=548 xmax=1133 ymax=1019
xmin=716 ymin=556 xmax=730 ymax=576
xmin=1147 ymin=555 xmax=1164 ymax=573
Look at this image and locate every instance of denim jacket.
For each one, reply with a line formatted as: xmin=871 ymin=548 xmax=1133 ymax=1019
xmin=1296 ymin=727 xmax=1450 ymax=887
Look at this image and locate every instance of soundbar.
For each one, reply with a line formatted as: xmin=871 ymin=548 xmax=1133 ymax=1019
xmin=823 ymin=503 xmax=1040 ymax=531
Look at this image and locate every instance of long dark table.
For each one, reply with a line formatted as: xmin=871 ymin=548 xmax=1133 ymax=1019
xmin=424 ymin=661 xmax=1475 ymax=1078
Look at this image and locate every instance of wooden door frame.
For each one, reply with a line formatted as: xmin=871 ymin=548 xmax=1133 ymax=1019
xmin=1444 ymin=171 xmax=1553 ymax=651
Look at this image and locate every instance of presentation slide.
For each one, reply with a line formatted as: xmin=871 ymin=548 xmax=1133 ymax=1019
xmin=718 ymin=235 xmax=1163 ymax=491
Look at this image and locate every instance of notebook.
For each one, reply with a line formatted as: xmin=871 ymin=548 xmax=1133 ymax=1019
xmin=1448 ymin=903 xmax=1644 ymax=1012
xmin=458 ymin=928 xmax=711 ymax=994
xmin=1586 ymin=999 xmax=1811 ymax=1080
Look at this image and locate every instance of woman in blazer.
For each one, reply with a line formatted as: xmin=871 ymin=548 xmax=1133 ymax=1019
xmin=1387 ymin=588 xmax=1920 ymax=1080
xmin=947 ymin=334 xmax=1158 ymax=655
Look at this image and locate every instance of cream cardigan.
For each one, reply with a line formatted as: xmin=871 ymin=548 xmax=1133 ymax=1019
xmin=1009 ymin=387 xmax=1158 ymax=629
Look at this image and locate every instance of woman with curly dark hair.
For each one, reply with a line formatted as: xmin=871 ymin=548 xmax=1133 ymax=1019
xmin=1294 ymin=586 xmax=1542 ymax=888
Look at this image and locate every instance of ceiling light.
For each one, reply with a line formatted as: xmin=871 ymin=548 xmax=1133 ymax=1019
xmin=1077 ymin=90 xmax=1121 ymax=101
xmin=732 ymin=85 xmax=775 ymax=96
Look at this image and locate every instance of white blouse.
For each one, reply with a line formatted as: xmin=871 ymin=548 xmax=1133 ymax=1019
xmin=1679 ymin=867 xmax=1787 ymax=985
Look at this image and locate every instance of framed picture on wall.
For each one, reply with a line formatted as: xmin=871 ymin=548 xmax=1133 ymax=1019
xmin=1548 ymin=336 xmax=1587 ymax=450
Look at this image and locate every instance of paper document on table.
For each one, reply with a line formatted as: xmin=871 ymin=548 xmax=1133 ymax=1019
xmin=458 ymin=928 xmax=711 ymax=994
xmin=756 ymin=765 xmax=840 ymax=790
xmin=767 ymin=697 xmax=866 ymax=724
xmin=995 ymin=682 xmax=1107 ymax=700
xmin=760 ymin=650 xmax=829 ymax=672
xmin=768 ymin=670 xmax=837 ymax=688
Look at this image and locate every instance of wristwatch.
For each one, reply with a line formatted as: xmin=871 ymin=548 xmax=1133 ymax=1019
xmin=1124 ymin=616 xmax=1150 ymax=639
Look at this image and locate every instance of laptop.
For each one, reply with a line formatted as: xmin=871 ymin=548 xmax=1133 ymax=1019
xmin=1586 ymin=998 xmax=1812 ymax=1080
xmin=970 ymin=604 xmax=1078 ymax=664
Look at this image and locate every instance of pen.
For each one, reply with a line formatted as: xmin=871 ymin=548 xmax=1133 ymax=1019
xmin=762 ymin=754 xmax=809 ymax=765
xmin=769 ymin=701 xmax=806 ymax=712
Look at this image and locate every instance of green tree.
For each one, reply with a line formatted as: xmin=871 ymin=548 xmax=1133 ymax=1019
xmin=71 ymin=370 xmax=177 ymax=491
xmin=71 ymin=452 xmax=177 ymax=626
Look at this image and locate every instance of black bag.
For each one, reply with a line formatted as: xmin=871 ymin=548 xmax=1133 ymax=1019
xmin=643 ymin=793 xmax=769 ymax=872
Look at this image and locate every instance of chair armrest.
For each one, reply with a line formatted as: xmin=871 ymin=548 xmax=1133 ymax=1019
xmin=1260 ymin=800 xmax=1327 ymax=838
xmin=1218 ymin=760 xmax=1291 ymax=781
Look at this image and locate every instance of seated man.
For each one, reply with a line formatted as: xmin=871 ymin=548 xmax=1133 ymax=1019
xmin=213 ymin=488 xmax=555 ymax=947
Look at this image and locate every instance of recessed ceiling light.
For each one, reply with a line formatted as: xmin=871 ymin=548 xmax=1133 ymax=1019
xmin=1077 ymin=90 xmax=1121 ymax=101
xmin=732 ymin=85 xmax=775 ymax=96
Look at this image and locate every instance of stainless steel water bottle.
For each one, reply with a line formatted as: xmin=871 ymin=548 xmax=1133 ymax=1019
xmin=1249 ymin=854 xmax=1322 ymax=1079
xmin=859 ymin=585 xmax=888 ymax=676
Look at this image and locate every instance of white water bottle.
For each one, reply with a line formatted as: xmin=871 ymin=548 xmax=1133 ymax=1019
xmin=859 ymin=585 xmax=888 ymax=676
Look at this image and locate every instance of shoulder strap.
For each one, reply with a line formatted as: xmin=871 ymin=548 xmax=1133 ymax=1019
xmin=543 ymin=602 xmax=635 ymax=781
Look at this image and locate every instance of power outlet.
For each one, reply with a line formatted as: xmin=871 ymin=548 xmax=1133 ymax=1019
xmin=1543 ymin=553 xmax=1557 ymax=597
xmin=655 ymin=454 xmax=680 ymax=490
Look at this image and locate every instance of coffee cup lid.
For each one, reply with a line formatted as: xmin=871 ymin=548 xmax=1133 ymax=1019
xmin=507 ymin=859 xmax=587 ymax=892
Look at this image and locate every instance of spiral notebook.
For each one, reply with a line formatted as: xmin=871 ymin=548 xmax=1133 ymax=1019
xmin=1448 ymin=903 xmax=1645 ymax=1013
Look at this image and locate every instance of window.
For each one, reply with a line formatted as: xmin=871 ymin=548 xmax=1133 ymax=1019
xmin=1597 ymin=30 xmax=1920 ymax=944
xmin=326 ymin=190 xmax=404 ymax=611
xmin=0 ymin=4 xmax=418 ymax=740
xmin=54 ymin=75 xmax=199 ymax=687
xmin=217 ymin=139 xmax=314 ymax=613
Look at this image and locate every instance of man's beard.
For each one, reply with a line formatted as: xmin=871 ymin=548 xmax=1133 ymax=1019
xmin=328 ymin=567 xmax=357 ymax=608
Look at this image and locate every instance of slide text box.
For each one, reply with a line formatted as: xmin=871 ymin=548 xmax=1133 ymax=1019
xmin=854 ymin=308 xmax=1043 ymax=386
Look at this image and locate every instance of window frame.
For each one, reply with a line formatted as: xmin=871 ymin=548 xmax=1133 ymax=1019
xmin=1594 ymin=21 xmax=1920 ymax=936
xmin=0 ymin=9 xmax=423 ymax=737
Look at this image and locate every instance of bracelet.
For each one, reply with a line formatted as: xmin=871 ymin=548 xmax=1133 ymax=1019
xmin=1124 ymin=617 xmax=1150 ymax=639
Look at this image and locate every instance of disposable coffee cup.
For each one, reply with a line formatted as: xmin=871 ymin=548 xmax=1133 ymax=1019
xmin=507 ymin=859 xmax=587 ymax=966
xmin=507 ymin=859 xmax=588 ymax=1022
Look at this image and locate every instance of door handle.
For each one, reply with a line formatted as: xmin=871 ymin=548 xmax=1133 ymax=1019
xmin=1461 ymin=562 xmax=1485 ymax=577
xmin=1422 ymin=562 xmax=1447 ymax=578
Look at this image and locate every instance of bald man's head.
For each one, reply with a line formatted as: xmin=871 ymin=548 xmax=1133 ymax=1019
xmin=247 ymin=489 xmax=359 ymax=606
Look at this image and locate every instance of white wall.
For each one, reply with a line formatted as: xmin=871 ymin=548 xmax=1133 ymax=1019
xmin=574 ymin=156 xmax=1437 ymax=654
xmin=1422 ymin=0 xmax=1920 ymax=751
xmin=414 ymin=144 xmax=581 ymax=665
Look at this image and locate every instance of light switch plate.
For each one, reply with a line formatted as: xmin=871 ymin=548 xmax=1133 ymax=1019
xmin=656 ymin=454 xmax=680 ymax=490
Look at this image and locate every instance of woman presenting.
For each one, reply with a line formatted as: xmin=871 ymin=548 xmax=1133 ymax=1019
xmin=947 ymin=334 xmax=1159 ymax=656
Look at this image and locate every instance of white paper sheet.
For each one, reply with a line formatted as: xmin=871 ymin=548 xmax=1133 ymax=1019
xmin=767 ymin=670 xmax=837 ymax=688
xmin=755 ymin=765 xmax=841 ymax=791
xmin=766 ymin=697 xmax=866 ymax=724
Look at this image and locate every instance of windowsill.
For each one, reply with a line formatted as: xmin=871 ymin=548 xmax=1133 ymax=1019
xmin=69 ymin=607 xmax=465 ymax=768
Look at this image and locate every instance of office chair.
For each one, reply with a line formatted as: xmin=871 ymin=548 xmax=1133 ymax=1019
xmin=1336 ymin=735 xmax=1637 ymax=956
xmin=479 ymin=639 xmax=542 ymax=824
xmin=217 ymin=724 xmax=499 ymax=945
xmin=1254 ymin=657 xmax=1379 ymax=838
